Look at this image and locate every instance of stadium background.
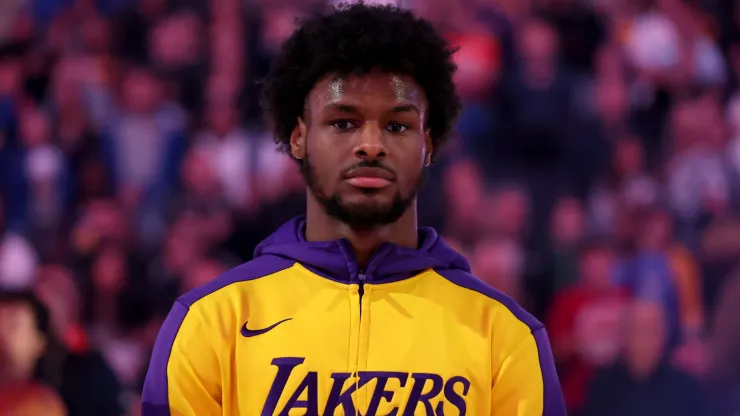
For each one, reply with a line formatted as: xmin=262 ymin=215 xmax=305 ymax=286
xmin=0 ymin=0 xmax=738 ymax=414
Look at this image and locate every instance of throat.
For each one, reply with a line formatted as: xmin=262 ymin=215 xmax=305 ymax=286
xmin=304 ymin=195 xmax=421 ymax=269
xmin=305 ymin=200 xmax=420 ymax=262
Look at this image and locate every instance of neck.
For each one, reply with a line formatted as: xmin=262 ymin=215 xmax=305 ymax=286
xmin=626 ymin=358 xmax=658 ymax=381
xmin=305 ymin=194 xmax=419 ymax=267
xmin=0 ymin=362 xmax=32 ymax=388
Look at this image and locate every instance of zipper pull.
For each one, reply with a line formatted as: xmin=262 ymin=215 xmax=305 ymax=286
xmin=358 ymin=272 xmax=367 ymax=282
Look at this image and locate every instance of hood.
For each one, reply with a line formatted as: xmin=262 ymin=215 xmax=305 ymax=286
xmin=254 ymin=217 xmax=470 ymax=284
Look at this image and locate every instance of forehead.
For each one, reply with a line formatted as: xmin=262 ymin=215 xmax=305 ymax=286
xmin=0 ymin=301 xmax=32 ymax=319
xmin=306 ymin=72 xmax=426 ymax=113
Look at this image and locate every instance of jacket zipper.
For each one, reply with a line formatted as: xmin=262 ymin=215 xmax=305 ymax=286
xmin=353 ymin=248 xmax=384 ymax=415
xmin=355 ymin=270 xmax=369 ymax=415
xmin=358 ymin=271 xmax=366 ymax=313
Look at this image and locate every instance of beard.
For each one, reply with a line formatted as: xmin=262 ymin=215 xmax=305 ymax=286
xmin=300 ymin=153 xmax=425 ymax=230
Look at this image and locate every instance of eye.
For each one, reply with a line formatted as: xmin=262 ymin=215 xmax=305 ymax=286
xmin=386 ymin=122 xmax=408 ymax=133
xmin=330 ymin=120 xmax=356 ymax=130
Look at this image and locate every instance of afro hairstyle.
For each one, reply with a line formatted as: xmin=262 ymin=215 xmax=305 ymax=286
xmin=260 ymin=2 xmax=461 ymax=163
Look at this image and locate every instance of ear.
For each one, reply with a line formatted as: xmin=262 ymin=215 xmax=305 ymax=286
xmin=423 ymin=130 xmax=433 ymax=166
xmin=33 ymin=333 xmax=47 ymax=361
xmin=290 ymin=118 xmax=308 ymax=160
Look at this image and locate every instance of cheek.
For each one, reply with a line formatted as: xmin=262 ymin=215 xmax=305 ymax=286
xmin=307 ymin=138 xmax=345 ymax=182
xmin=399 ymin=161 xmax=424 ymax=189
xmin=2 ymin=328 xmax=35 ymax=360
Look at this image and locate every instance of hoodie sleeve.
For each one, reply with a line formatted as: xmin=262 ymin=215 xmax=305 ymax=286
xmin=491 ymin=326 xmax=566 ymax=416
xmin=141 ymin=301 xmax=222 ymax=415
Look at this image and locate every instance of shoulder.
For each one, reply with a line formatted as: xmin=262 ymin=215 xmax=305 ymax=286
xmin=153 ymin=256 xmax=297 ymax=358
xmin=432 ymin=268 xmax=543 ymax=333
xmin=586 ymin=365 xmax=625 ymax=395
xmin=178 ymin=255 xmax=296 ymax=309
xmin=0 ymin=383 xmax=66 ymax=416
xmin=666 ymin=367 xmax=703 ymax=389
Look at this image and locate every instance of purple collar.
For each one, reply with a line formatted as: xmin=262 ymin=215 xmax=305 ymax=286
xmin=254 ymin=217 xmax=470 ymax=285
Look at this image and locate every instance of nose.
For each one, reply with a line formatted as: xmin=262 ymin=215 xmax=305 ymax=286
xmin=353 ymin=123 xmax=387 ymax=160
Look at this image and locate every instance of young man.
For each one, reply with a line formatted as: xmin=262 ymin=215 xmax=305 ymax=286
xmin=142 ymin=4 xmax=564 ymax=415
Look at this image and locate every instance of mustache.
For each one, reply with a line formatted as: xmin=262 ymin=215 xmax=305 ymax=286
xmin=340 ymin=160 xmax=397 ymax=179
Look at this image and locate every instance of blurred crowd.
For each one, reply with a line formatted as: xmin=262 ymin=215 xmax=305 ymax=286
xmin=0 ymin=0 xmax=738 ymax=414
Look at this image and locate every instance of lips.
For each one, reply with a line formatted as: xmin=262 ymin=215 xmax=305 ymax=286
xmin=344 ymin=167 xmax=394 ymax=189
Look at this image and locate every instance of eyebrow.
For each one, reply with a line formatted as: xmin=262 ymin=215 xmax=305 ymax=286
xmin=323 ymin=103 xmax=421 ymax=115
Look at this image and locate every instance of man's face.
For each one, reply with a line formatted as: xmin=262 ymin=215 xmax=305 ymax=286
xmin=0 ymin=302 xmax=45 ymax=375
xmin=292 ymin=72 xmax=431 ymax=229
xmin=624 ymin=302 xmax=666 ymax=376
xmin=580 ymin=248 xmax=614 ymax=290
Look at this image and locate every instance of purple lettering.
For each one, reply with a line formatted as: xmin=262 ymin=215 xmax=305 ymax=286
xmin=323 ymin=373 xmax=355 ymax=415
xmin=402 ymin=373 xmax=444 ymax=416
xmin=364 ymin=372 xmax=409 ymax=416
xmin=279 ymin=372 xmax=319 ymax=416
xmin=262 ymin=358 xmax=305 ymax=416
xmin=262 ymin=358 xmax=470 ymax=416
xmin=443 ymin=376 xmax=470 ymax=415
xmin=323 ymin=372 xmax=381 ymax=415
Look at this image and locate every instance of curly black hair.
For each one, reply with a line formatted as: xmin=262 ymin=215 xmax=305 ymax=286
xmin=260 ymin=2 xmax=461 ymax=163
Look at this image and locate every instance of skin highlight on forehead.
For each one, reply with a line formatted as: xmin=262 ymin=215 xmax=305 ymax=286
xmin=308 ymin=72 xmax=428 ymax=119
xmin=328 ymin=77 xmax=344 ymax=102
xmin=390 ymin=74 xmax=416 ymax=101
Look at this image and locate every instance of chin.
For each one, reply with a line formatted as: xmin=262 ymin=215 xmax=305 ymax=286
xmin=341 ymin=199 xmax=394 ymax=216
xmin=341 ymin=190 xmax=394 ymax=205
xmin=317 ymin=186 xmax=412 ymax=228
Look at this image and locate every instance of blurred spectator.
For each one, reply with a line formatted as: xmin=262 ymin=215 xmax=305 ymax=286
xmin=547 ymin=195 xmax=585 ymax=291
xmin=70 ymin=198 xmax=130 ymax=256
xmin=148 ymin=9 xmax=207 ymax=113
xmin=10 ymin=104 xmax=70 ymax=242
xmin=586 ymin=136 xmax=658 ymax=237
xmin=620 ymin=208 xmax=682 ymax=349
xmin=192 ymin=74 xmax=262 ymax=212
xmin=709 ymin=267 xmax=740 ymax=415
xmin=624 ymin=0 xmax=725 ymax=89
xmin=0 ymin=194 xmax=38 ymax=290
xmin=538 ymin=0 xmax=606 ymax=73
xmin=114 ymin=0 xmax=170 ymax=63
xmin=0 ymin=383 xmax=66 ymax=416
xmin=34 ymin=265 xmax=85 ymax=354
xmin=699 ymin=215 xmax=740 ymax=314
xmin=441 ymin=159 xmax=485 ymax=247
xmin=102 ymin=66 xmax=185 ymax=203
xmin=622 ymin=208 xmax=703 ymax=349
xmin=481 ymin=183 xmax=530 ymax=240
xmin=570 ymin=48 xmax=630 ymax=197
xmin=181 ymin=257 xmax=226 ymax=294
xmin=667 ymin=95 xmax=731 ymax=247
xmin=146 ymin=212 xmax=204 ymax=312
xmin=84 ymin=243 xmax=150 ymax=399
xmin=581 ymin=299 xmax=707 ymax=416
xmin=0 ymin=0 xmax=29 ymax=43
xmin=472 ymin=234 xmax=525 ymax=305
xmin=547 ymin=240 xmax=627 ymax=413
xmin=499 ymin=15 xmax=569 ymax=159
xmin=170 ymin=149 xmax=233 ymax=245
xmin=100 ymin=65 xmax=186 ymax=245
xmin=0 ymin=291 xmax=67 ymax=415
xmin=0 ymin=232 xmax=38 ymax=290
xmin=34 ymin=265 xmax=123 ymax=416
xmin=448 ymin=26 xmax=502 ymax=160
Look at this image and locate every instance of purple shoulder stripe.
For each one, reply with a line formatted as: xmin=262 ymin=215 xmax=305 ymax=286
xmin=142 ymin=301 xmax=188 ymax=416
xmin=179 ymin=256 xmax=296 ymax=307
xmin=435 ymin=269 xmax=566 ymax=415
xmin=532 ymin=327 xmax=567 ymax=415
xmin=434 ymin=269 xmax=543 ymax=331
xmin=141 ymin=256 xmax=295 ymax=416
